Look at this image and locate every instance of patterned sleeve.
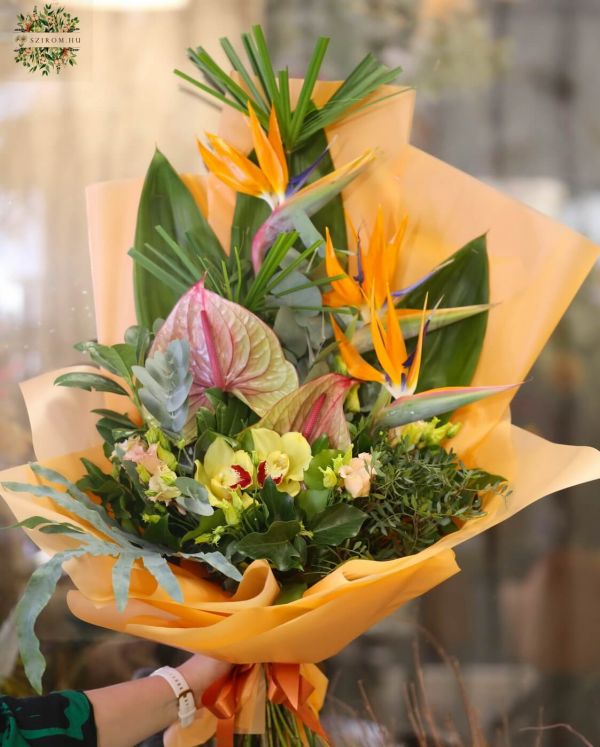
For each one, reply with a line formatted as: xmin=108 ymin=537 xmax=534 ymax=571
xmin=0 ymin=691 xmax=97 ymax=747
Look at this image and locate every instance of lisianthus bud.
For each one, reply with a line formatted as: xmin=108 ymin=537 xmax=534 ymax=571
xmin=339 ymin=453 xmax=374 ymax=498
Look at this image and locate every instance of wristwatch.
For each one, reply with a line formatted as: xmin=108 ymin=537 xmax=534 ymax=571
xmin=151 ymin=666 xmax=197 ymax=728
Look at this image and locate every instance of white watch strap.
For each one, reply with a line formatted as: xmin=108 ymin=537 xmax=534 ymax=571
xmin=151 ymin=666 xmax=196 ymax=728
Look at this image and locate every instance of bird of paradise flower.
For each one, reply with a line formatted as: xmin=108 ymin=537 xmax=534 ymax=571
xmin=331 ymin=287 xmax=517 ymax=428
xmin=197 ymin=103 xmax=374 ymax=272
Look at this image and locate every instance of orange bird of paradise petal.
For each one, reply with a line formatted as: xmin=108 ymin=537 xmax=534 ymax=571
xmin=333 ymin=288 xmax=429 ymax=400
xmin=331 ymin=315 xmax=383 ymax=384
xmin=197 ymin=103 xmax=288 ymax=209
xmin=323 ymin=208 xmax=410 ymax=318
xmin=323 ymin=228 xmax=363 ymax=308
xmin=247 ymin=104 xmax=288 ymax=201
xmin=198 ymin=133 xmax=272 ymax=200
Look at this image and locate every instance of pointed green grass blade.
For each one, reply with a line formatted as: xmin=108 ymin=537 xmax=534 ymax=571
xmin=288 ymin=36 xmax=330 ymax=145
xmin=220 ymin=36 xmax=268 ymax=114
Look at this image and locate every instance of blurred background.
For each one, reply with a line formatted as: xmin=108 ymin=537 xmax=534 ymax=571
xmin=1 ymin=0 xmax=599 ymax=745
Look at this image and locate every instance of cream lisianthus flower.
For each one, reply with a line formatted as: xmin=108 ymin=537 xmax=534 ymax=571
xmin=339 ymin=453 xmax=374 ymax=498
xmin=251 ymin=428 xmax=312 ymax=497
xmin=197 ymin=436 xmax=255 ymax=502
xmin=147 ymin=465 xmax=180 ymax=502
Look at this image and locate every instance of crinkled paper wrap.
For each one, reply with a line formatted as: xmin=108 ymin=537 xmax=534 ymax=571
xmin=2 ymin=80 xmax=600 ymax=742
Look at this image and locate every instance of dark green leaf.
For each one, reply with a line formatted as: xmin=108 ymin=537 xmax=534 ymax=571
xmin=139 ymin=513 xmax=178 ymax=551
xmin=230 ymin=190 xmax=271 ymax=260
xmin=38 ymin=524 xmax=85 ymax=535
xmin=400 ymin=235 xmax=489 ymax=390
xmin=54 ymin=372 xmax=129 ymax=396
xmin=274 ymin=581 xmax=307 ymax=605
xmin=124 ymin=325 xmax=152 ymax=364
xmin=289 ymin=124 xmax=347 ymax=250
xmin=296 ymin=489 xmax=330 ymax=520
xmin=182 ymin=508 xmax=226 ymax=544
xmin=234 ymin=520 xmax=301 ymax=571
xmin=260 ymin=478 xmax=298 ymax=522
xmin=309 ymin=503 xmax=366 ymax=545
xmin=303 ymin=449 xmax=340 ymax=490
xmin=4 ymin=516 xmax=50 ymax=530
xmin=91 ymin=409 xmax=137 ymax=429
xmin=311 ymin=435 xmax=330 ymax=455
xmin=133 ymin=149 xmax=225 ymax=328
xmin=74 ymin=341 xmax=135 ymax=382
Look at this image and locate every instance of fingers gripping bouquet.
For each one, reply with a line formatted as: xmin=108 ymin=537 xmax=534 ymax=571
xmin=3 ymin=27 xmax=600 ymax=746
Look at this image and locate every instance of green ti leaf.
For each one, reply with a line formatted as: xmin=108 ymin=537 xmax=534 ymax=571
xmin=399 ymin=235 xmax=490 ymax=390
xmin=131 ymin=149 xmax=225 ymax=329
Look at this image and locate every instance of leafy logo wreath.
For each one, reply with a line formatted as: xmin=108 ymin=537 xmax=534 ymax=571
xmin=14 ymin=4 xmax=80 ymax=76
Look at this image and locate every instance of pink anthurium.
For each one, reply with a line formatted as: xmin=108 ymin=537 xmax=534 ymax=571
xmin=253 ymin=373 xmax=355 ymax=448
xmin=151 ymin=280 xmax=298 ymax=417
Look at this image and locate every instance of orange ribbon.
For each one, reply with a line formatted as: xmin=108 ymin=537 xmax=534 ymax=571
xmin=201 ymin=664 xmax=257 ymax=747
xmin=202 ymin=663 xmax=329 ymax=746
xmin=266 ymin=663 xmax=329 ymax=743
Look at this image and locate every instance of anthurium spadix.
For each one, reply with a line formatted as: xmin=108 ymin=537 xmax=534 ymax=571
xmin=150 ymin=280 xmax=297 ymax=417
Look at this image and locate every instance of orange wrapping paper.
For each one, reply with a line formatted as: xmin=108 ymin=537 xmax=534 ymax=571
xmin=2 ymin=81 xmax=600 ymax=744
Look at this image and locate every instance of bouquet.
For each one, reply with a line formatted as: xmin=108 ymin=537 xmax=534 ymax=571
xmin=3 ymin=27 xmax=600 ymax=746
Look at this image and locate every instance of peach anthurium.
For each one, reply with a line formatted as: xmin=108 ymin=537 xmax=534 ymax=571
xmin=253 ymin=373 xmax=355 ymax=449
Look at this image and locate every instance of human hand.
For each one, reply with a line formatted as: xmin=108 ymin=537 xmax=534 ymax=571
xmin=176 ymin=653 xmax=232 ymax=700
